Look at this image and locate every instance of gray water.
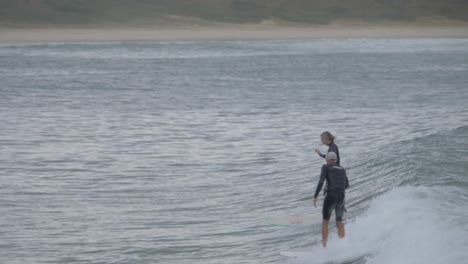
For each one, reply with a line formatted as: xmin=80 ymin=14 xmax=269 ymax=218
xmin=1 ymin=39 xmax=468 ymax=264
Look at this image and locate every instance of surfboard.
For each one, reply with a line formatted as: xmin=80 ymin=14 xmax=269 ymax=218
xmin=281 ymin=250 xmax=367 ymax=264
xmin=268 ymin=214 xmax=322 ymax=227
xmin=280 ymin=250 xmax=312 ymax=257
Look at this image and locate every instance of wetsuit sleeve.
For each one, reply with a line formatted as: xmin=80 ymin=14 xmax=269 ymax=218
xmin=344 ymin=170 xmax=349 ymax=189
xmin=314 ymin=165 xmax=327 ymax=198
xmin=328 ymin=143 xmax=340 ymax=166
xmin=319 ymin=153 xmax=326 ymax=158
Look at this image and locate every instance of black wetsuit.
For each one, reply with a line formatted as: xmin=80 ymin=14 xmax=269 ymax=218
xmin=319 ymin=142 xmax=340 ymax=166
xmin=314 ymin=163 xmax=349 ymax=221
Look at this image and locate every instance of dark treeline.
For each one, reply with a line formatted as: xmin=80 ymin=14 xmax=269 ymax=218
xmin=1 ymin=0 xmax=467 ymax=25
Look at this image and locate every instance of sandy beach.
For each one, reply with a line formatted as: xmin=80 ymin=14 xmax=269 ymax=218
xmin=1 ymin=25 xmax=468 ymax=43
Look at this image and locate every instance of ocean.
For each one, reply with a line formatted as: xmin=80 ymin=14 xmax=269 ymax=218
xmin=1 ymin=38 xmax=467 ymax=264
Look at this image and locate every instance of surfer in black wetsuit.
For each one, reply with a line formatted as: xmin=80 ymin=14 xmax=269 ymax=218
xmin=315 ymin=131 xmax=340 ymax=166
xmin=315 ymin=131 xmax=347 ymax=212
xmin=313 ymin=152 xmax=349 ymax=248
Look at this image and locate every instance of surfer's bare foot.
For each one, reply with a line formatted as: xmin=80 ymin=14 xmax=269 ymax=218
xmin=322 ymin=240 xmax=327 ymax=248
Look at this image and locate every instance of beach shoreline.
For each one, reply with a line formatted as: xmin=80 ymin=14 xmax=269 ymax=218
xmin=1 ymin=24 xmax=468 ymax=43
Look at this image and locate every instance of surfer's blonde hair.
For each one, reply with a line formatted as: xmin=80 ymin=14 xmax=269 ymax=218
xmin=321 ymin=131 xmax=335 ymax=142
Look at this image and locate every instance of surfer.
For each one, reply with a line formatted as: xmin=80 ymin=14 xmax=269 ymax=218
xmin=313 ymin=152 xmax=349 ymax=248
xmin=315 ymin=131 xmax=340 ymax=166
xmin=315 ymin=131 xmax=347 ymax=212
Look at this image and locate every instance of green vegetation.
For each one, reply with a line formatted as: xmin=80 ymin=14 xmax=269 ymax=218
xmin=0 ymin=0 xmax=467 ymax=26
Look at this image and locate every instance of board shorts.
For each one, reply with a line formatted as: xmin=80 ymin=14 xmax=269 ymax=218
xmin=322 ymin=191 xmax=345 ymax=221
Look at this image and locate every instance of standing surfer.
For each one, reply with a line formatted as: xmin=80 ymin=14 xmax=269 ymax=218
xmin=315 ymin=131 xmax=340 ymax=166
xmin=313 ymin=152 xmax=349 ymax=248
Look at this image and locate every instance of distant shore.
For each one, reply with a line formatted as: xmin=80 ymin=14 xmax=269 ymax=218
xmin=1 ymin=24 xmax=468 ymax=43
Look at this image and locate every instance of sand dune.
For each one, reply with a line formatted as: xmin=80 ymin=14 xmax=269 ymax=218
xmin=1 ymin=25 xmax=468 ymax=43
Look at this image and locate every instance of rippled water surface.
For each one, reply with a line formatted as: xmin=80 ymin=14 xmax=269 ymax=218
xmin=1 ymin=39 xmax=468 ymax=264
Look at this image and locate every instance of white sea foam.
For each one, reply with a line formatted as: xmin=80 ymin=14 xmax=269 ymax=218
xmin=292 ymin=186 xmax=468 ymax=264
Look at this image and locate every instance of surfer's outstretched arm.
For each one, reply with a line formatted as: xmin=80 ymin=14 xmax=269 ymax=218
xmin=313 ymin=166 xmax=327 ymax=207
xmin=314 ymin=165 xmax=327 ymax=197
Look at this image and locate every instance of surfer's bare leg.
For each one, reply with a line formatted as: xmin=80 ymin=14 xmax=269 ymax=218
xmin=336 ymin=221 xmax=345 ymax=238
xmin=322 ymin=220 xmax=329 ymax=247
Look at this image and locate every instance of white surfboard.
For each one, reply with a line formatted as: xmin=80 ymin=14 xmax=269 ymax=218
xmin=280 ymin=250 xmax=312 ymax=257
xmin=281 ymin=250 xmax=366 ymax=263
xmin=268 ymin=214 xmax=322 ymax=227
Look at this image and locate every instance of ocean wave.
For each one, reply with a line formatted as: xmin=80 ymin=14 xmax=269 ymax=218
xmin=291 ymin=186 xmax=468 ymax=264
